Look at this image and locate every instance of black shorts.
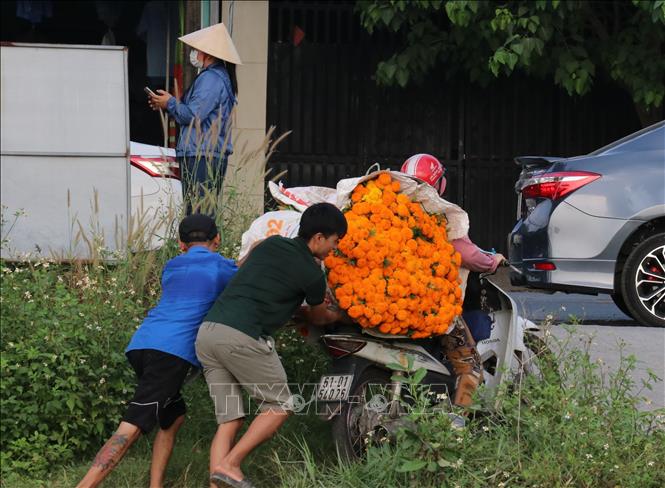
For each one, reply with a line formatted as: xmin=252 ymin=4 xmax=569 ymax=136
xmin=122 ymin=349 xmax=192 ymax=434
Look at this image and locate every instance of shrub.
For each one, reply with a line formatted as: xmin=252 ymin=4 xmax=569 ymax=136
xmin=0 ymin=262 xmax=154 ymax=476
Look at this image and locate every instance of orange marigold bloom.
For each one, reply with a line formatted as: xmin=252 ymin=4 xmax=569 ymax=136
xmin=377 ymin=172 xmax=392 ymax=186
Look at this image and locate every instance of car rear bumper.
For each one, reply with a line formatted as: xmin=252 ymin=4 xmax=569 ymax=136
xmin=508 ymin=257 xmax=615 ymax=294
xmin=508 ymin=201 xmax=636 ymax=293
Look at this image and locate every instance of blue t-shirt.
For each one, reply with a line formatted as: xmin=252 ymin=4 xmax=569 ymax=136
xmin=126 ymin=246 xmax=237 ymax=367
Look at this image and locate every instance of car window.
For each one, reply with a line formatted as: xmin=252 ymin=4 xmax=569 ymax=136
xmin=590 ymin=122 xmax=665 ymax=155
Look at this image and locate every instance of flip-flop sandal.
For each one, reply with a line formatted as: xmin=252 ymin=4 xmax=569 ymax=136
xmin=210 ymin=472 xmax=258 ymax=488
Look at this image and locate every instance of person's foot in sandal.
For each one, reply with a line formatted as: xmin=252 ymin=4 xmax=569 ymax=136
xmin=210 ymin=471 xmax=258 ymax=488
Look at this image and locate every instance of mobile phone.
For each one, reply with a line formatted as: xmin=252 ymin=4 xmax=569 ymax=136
xmin=144 ymin=86 xmax=157 ymax=97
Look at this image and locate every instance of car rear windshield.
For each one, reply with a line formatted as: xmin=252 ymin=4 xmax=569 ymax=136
xmin=590 ymin=121 xmax=665 ymax=156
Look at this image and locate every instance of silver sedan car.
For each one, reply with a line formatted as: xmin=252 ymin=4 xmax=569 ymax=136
xmin=509 ymin=121 xmax=665 ymax=327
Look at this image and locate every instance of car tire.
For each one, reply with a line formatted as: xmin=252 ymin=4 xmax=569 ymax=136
xmin=620 ymin=234 xmax=665 ymax=327
xmin=610 ymin=293 xmax=633 ymax=319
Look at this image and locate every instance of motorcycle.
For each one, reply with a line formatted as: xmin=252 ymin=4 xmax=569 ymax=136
xmin=298 ymin=268 xmax=547 ymax=460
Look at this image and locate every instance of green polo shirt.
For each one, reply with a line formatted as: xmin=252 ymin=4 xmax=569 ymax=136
xmin=205 ymin=235 xmax=326 ymax=339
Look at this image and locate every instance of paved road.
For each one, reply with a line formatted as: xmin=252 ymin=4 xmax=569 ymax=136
xmin=510 ymin=291 xmax=633 ymax=324
xmin=506 ymin=291 xmax=665 ymax=410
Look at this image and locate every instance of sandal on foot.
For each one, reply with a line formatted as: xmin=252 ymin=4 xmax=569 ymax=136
xmin=211 ymin=472 xmax=258 ymax=488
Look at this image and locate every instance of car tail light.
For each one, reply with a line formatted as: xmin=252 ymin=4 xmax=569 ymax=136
xmin=521 ymin=171 xmax=600 ymax=200
xmin=130 ymin=157 xmax=180 ymax=179
xmin=531 ymin=262 xmax=556 ymax=271
xmin=322 ymin=337 xmax=367 ymax=358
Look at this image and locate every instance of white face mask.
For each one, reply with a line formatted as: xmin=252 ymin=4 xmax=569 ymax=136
xmin=189 ymin=49 xmax=204 ymax=69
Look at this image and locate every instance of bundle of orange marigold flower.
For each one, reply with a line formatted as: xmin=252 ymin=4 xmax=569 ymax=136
xmin=324 ymin=172 xmax=463 ymax=338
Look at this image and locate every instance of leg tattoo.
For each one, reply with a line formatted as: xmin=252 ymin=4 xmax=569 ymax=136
xmin=92 ymin=434 xmax=130 ymax=471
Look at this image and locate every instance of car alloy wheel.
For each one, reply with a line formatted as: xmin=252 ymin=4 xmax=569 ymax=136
xmin=634 ymin=244 xmax=665 ymax=320
xmin=621 ymin=234 xmax=665 ymax=327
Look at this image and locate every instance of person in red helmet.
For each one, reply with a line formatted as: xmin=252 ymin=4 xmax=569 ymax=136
xmin=401 ymin=154 xmax=505 ymax=273
xmin=401 ymin=153 xmax=505 ymax=408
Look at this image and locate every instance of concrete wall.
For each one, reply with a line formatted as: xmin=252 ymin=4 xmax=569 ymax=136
xmin=221 ymin=0 xmax=269 ymax=215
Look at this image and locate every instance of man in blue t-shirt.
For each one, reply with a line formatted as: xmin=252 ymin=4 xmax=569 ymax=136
xmin=77 ymin=214 xmax=237 ymax=488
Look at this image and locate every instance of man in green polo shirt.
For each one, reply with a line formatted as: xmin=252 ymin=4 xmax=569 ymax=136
xmin=195 ymin=202 xmax=347 ymax=488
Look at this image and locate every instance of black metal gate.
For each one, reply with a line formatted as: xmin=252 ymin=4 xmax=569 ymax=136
xmin=265 ymin=1 xmax=641 ymax=251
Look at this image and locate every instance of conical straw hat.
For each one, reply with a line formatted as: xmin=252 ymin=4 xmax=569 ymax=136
xmin=179 ymin=22 xmax=242 ymax=65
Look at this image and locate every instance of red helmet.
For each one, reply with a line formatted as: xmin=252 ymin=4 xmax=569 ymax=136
xmin=400 ymin=154 xmax=447 ymax=195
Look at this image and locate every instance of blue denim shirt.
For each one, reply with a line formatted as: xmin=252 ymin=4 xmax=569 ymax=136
xmin=126 ymin=247 xmax=237 ymax=367
xmin=166 ymin=63 xmax=236 ymax=158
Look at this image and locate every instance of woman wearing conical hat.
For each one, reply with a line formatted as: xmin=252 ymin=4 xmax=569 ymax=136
xmin=148 ymin=22 xmax=242 ymax=213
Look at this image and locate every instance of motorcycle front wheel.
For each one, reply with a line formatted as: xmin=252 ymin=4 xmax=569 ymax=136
xmin=514 ymin=332 xmax=559 ymax=384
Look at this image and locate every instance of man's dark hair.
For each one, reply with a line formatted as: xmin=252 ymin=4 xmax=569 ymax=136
xmin=298 ymin=203 xmax=347 ymax=241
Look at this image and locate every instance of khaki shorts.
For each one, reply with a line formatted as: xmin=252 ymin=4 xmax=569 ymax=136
xmin=195 ymin=322 xmax=292 ymax=424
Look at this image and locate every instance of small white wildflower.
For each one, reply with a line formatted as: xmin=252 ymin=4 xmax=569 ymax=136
xmin=456 ymin=459 xmax=463 ymax=467
xmin=80 ymin=358 xmax=86 ymax=364
xmin=482 ymin=426 xmax=490 ymax=432
xmin=8 ymin=342 xmax=14 ymax=347
xmin=564 ymin=412 xmax=572 ymax=420
xmin=78 ymin=312 xmax=85 ymax=317
xmin=498 ymin=483 xmax=505 ymax=488
xmin=648 ymin=461 xmax=654 ymax=467
xmin=57 ymin=275 xmax=64 ymax=282
xmin=102 ymin=364 xmax=107 ymax=370
xmin=42 ymin=262 xmax=50 ymax=268
xmin=603 ymin=443 xmax=609 ymax=450
xmin=456 ymin=436 xmax=463 ymax=443
xmin=503 ymin=471 xmax=510 ymax=479
xmin=586 ymin=454 xmax=593 ymax=460
xmin=23 ymin=291 xmax=32 ymax=299
xmin=43 ymin=362 xmax=48 ymax=367
xmin=614 ymin=465 xmax=619 ymax=470
xmin=99 ymin=378 xmax=106 ymax=384
xmin=436 ymin=392 xmax=448 ymax=400
xmin=95 ymin=326 xmax=102 ymax=331
xmin=99 ymin=395 xmax=104 ymax=400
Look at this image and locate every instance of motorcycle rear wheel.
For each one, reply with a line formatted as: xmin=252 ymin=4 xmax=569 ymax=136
xmin=330 ymin=367 xmax=393 ymax=461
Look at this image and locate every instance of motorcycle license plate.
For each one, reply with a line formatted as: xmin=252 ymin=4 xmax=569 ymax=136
xmin=316 ymin=374 xmax=353 ymax=401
